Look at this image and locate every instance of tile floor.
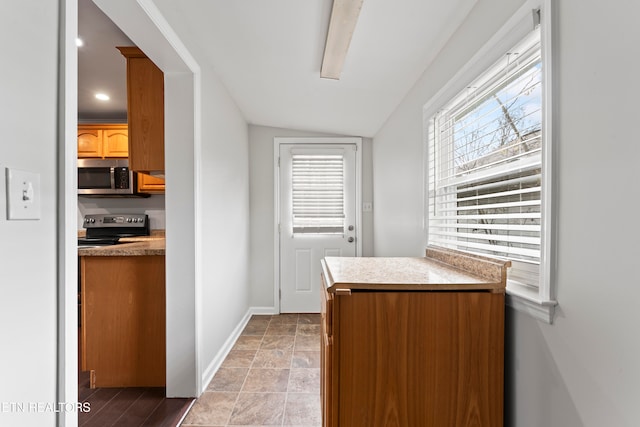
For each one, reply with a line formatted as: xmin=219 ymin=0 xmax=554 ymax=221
xmin=180 ymin=313 xmax=321 ymax=427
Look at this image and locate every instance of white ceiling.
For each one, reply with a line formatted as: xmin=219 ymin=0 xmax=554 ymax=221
xmin=80 ymin=0 xmax=477 ymax=136
xmin=78 ymin=0 xmax=132 ymax=121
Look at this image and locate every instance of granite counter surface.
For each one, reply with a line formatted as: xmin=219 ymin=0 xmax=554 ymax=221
xmin=78 ymin=236 xmax=165 ymax=257
xmin=321 ymin=245 xmax=510 ymax=293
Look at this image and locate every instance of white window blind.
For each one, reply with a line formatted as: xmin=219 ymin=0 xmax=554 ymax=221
xmin=428 ymin=27 xmax=543 ymax=289
xmin=291 ymin=153 xmax=345 ymax=234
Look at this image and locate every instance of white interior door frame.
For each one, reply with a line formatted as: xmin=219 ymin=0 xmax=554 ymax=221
xmin=273 ymin=137 xmax=362 ymax=313
xmin=70 ymin=0 xmax=202 ymax=400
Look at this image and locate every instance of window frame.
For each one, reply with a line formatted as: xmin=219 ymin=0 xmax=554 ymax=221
xmin=422 ymin=0 xmax=557 ymax=323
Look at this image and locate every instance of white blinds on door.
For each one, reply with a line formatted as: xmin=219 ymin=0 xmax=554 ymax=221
xmin=291 ymin=153 xmax=345 ymax=234
xmin=428 ymin=28 xmax=542 ymax=288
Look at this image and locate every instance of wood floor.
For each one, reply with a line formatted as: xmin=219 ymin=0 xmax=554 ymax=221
xmin=78 ymin=324 xmax=193 ymax=427
xmin=78 ymin=371 xmax=194 ymax=427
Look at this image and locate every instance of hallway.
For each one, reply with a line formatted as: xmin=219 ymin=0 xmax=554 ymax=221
xmin=181 ymin=314 xmax=321 ymax=426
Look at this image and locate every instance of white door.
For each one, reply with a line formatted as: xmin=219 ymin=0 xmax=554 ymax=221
xmin=278 ymin=142 xmax=359 ymax=312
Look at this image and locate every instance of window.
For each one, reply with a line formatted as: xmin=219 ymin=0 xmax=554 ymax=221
xmin=291 ymin=153 xmax=345 ymax=234
xmin=425 ymin=1 xmax=556 ymax=323
xmin=429 ymin=30 xmax=541 ymax=285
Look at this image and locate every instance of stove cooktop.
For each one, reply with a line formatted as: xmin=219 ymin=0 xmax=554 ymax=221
xmin=77 ymin=237 xmax=121 ymax=247
xmin=80 ymin=214 xmax=150 ymax=247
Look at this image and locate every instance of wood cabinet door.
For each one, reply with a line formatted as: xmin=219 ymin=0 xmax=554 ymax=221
xmin=336 ymin=291 xmax=504 ymax=427
xmin=137 ymin=173 xmax=165 ymax=193
xmin=321 ymin=285 xmax=335 ymax=427
xmin=102 ymin=126 xmax=129 ymax=158
xmin=81 ymin=256 xmax=166 ymax=388
xmin=118 ymin=47 xmax=165 ymax=173
xmin=321 ymin=332 xmax=333 ymax=427
xmin=77 ymin=127 xmax=102 ymax=158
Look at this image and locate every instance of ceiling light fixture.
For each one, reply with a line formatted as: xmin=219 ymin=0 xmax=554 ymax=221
xmin=95 ymin=93 xmax=110 ymax=101
xmin=320 ymin=0 xmax=364 ymax=80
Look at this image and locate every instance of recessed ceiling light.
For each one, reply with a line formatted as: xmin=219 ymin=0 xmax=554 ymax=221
xmin=95 ymin=93 xmax=110 ymax=101
xmin=76 ymin=38 xmax=84 ymax=47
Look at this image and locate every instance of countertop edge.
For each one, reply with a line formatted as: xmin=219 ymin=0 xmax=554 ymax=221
xmin=78 ymin=237 xmax=165 ymax=257
xmin=326 ymin=281 xmax=505 ymax=293
xmin=322 ymin=246 xmax=510 ymax=293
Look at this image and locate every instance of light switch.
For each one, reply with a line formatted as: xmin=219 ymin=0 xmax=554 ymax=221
xmin=6 ymin=168 xmax=41 ymax=220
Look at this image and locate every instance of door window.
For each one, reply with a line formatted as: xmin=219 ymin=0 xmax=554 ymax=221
xmin=291 ymin=153 xmax=345 ymax=234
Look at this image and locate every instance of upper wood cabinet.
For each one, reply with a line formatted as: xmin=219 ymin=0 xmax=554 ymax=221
xmin=77 ymin=126 xmax=101 ymax=158
xmin=78 ymin=124 xmax=128 ymax=158
xmin=117 ymin=46 xmax=165 ymax=174
xmin=137 ymin=173 xmax=165 ymax=194
xmin=103 ymin=127 xmax=129 ymax=157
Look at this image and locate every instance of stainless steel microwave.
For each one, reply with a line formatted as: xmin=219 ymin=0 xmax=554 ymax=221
xmin=78 ymin=158 xmax=142 ymax=196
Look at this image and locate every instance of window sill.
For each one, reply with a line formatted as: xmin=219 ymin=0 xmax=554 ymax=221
xmin=506 ymin=282 xmax=557 ymax=324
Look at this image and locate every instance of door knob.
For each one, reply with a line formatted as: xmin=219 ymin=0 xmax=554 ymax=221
xmin=348 ymin=237 xmax=354 ymax=243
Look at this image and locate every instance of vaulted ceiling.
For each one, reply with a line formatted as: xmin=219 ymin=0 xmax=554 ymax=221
xmin=79 ymin=0 xmax=477 ymax=136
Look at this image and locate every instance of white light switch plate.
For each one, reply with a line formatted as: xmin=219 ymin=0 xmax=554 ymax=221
xmin=6 ymin=167 xmax=41 ymax=220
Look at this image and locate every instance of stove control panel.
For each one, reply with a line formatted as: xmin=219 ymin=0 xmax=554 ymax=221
xmin=83 ymin=214 xmax=148 ymax=228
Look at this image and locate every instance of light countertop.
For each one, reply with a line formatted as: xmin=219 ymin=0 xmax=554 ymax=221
xmin=321 ymin=245 xmax=510 ymax=293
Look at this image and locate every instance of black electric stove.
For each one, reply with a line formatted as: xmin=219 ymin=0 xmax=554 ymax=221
xmin=78 ymin=213 xmax=150 ymax=247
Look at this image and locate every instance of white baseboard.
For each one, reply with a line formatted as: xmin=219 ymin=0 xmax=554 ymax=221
xmin=249 ymin=306 xmax=279 ymax=315
xmin=199 ymin=306 xmax=278 ymax=394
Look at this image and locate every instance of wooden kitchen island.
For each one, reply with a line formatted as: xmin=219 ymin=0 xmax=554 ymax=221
xmin=79 ymin=236 xmax=165 ymax=388
xmin=320 ymin=246 xmax=510 ymax=427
